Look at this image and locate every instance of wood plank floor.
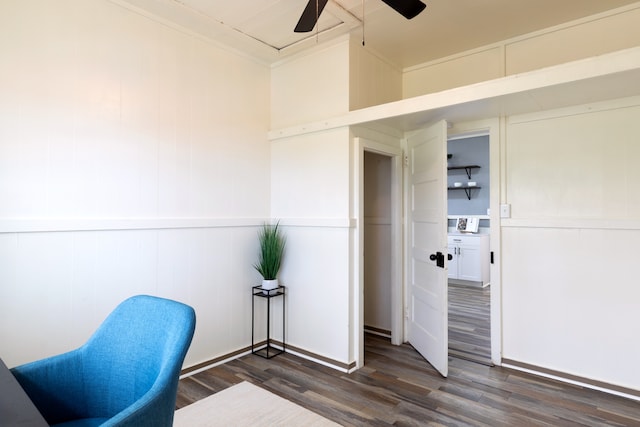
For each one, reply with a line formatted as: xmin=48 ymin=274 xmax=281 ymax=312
xmin=177 ymin=334 xmax=640 ymax=426
xmin=448 ymin=283 xmax=492 ymax=366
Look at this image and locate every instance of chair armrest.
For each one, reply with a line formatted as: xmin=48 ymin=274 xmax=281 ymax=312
xmin=100 ymin=367 xmax=179 ymax=427
xmin=11 ymin=349 xmax=87 ymax=423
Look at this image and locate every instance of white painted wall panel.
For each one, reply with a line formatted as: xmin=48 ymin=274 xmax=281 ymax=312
xmin=270 ymin=125 xmax=353 ymax=364
xmin=506 ymin=6 xmax=640 ymax=75
xmin=0 ymin=226 xmax=262 ymax=367
xmin=14 ymin=233 xmax=75 ymax=356
xmin=270 ymin=41 xmax=350 ymax=129
xmin=349 ymin=38 xmax=402 ymax=110
xmin=0 ymin=0 xmax=270 ymax=368
xmin=279 ymin=226 xmax=351 ymax=363
xmin=506 ymin=100 xmax=640 ymax=220
xmin=271 ymin=128 xmax=351 ymax=219
xmin=402 ymin=5 xmax=640 ymax=98
xmin=502 ymin=98 xmax=640 ymax=391
xmin=502 ymin=227 xmax=640 ymax=390
xmin=0 ymin=0 xmax=270 ymax=220
xmin=403 ymin=47 xmax=504 ymax=99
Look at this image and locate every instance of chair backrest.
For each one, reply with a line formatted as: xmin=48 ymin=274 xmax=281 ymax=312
xmin=81 ymin=295 xmax=196 ymax=426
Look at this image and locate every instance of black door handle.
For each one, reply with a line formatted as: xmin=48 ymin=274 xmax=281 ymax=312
xmin=448 ymin=253 xmax=453 ymax=261
xmin=429 ymin=251 xmax=445 ymax=268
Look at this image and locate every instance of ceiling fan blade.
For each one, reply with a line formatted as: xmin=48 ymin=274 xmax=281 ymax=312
xmin=380 ymin=0 xmax=426 ymax=20
xmin=294 ymin=0 xmax=330 ymax=32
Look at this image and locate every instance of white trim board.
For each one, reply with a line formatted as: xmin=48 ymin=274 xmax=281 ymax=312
xmin=268 ymin=46 xmax=640 ymax=139
xmin=0 ymin=217 xmax=357 ymax=234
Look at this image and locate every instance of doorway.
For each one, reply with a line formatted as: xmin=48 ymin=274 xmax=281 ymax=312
xmin=355 ymin=120 xmax=501 ymax=370
xmin=356 ymin=138 xmax=403 ymax=368
xmin=360 ymin=120 xmax=450 ymax=377
xmin=363 ymin=151 xmax=392 ymax=339
xmin=446 ymin=133 xmax=492 ymax=365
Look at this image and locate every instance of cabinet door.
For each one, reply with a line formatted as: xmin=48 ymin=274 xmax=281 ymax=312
xmin=457 ymin=242 xmax=482 ymax=282
xmin=447 ymin=244 xmax=458 ymax=279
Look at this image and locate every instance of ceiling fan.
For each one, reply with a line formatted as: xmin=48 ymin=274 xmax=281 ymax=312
xmin=295 ymin=0 xmax=427 ymax=32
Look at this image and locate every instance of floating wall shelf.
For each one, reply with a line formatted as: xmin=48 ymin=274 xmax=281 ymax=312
xmin=447 ymin=186 xmax=482 ymax=200
xmin=447 ymin=165 xmax=480 ymax=179
xmin=447 ymin=165 xmax=481 ymax=199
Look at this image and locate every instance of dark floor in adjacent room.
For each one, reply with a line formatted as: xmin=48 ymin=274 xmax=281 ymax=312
xmin=449 ymin=282 xmax=492 ymax=366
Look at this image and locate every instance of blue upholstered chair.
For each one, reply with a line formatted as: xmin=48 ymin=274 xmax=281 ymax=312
xmin=11 ymin=295 xmax=196 ymax=427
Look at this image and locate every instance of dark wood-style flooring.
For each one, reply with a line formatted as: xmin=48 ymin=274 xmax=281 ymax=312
xmin=177 ymin=334 xmax=640 ymax=426
xmin=448 ymin=283 xmax=491 ymax=365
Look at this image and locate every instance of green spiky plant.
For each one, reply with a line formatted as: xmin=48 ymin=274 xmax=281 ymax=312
xmin=254 ymin=221 xmax=286 ymax=280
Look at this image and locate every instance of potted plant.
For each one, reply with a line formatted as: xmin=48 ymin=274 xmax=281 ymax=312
xmin=254 ymin=221 xmax=286 ymax=293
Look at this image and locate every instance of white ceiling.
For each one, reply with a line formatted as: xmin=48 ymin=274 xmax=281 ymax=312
xmin=122 ymin=0 xmax=639 ymax=68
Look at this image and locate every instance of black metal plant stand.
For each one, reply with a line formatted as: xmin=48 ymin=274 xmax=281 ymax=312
xmin=251 ymin=285 xmax=285 ymax=359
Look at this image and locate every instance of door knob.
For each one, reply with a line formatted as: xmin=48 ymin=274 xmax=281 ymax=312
xmin=429 ymin=252 xmax=445 ymax=268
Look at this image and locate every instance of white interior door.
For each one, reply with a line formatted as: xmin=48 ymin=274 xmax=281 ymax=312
xmin=406 ymin=120 xmax=448 ymax=377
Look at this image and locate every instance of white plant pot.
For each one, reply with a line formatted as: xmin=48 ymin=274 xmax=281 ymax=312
xmin=261 ymin=279 xmax=279 ymax=295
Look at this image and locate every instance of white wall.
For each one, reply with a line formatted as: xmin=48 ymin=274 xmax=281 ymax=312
xmin=6 ymin=0 xmax=639 ymax=395
xmin=501 ymin=97 xmax=640 ymax=391
xmin=269 ymin=80 xmax=406 ymax=367
xmin=399 ymin=5 xmax=640 ymax=392
xmin=270 ymin=39 xmax=350 ymax=130
xmin=403 ymin=3 xmax=640 ymax=98
xmin=269 ymin=35 xmax=640 ymax=393
xmin=403 ymin=46 xmax=504 ymax=100
xmin=269 ymin=42 xmax=383 ymax=366
xmin=270 ymin=127 xmax=353 ymax=365
xmin=349 ymin=38 xmax=403 ymax=110
xmin=0 ymin=0 xmax=271 ymax=368
xmin=269 ymin=34 xmax=402 ymax=131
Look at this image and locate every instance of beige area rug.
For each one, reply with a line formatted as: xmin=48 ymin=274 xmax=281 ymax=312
xmin=174 ymin=381 xmax=340 ymax=426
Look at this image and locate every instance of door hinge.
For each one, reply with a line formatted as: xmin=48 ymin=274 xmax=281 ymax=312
xmin=404 ymin=155 xmax=409 ymax=167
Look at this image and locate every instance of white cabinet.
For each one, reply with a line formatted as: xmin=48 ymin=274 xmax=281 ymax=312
xmin=447 ymin=234 xmax=490 ymax=286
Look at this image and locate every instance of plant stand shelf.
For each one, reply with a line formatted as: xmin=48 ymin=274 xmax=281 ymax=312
xmin=251 ymin=285 xmax=285 ymax=359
